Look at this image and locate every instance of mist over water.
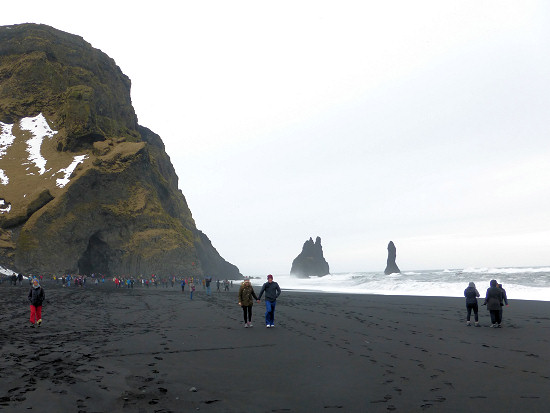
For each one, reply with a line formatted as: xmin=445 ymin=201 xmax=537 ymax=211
xmin=250 ymin=267 xmax=550 ymax=302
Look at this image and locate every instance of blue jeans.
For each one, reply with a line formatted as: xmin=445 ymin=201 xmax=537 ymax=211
xmin=265 ymin=300 xmax=276 ymax=325
xmin=206 ymin=286 xmax=211 ymax=296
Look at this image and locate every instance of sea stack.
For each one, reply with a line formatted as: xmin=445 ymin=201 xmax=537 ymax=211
xmin=384 ymin=241 xmax=401 ymax=275
xmin=290 ymin=236 xmax=330 ymax=278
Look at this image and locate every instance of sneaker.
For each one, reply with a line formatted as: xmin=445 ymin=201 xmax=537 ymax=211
xmin=29 ymin=323 xmax=35 ymax=328
xmin=490 ymin=324 xmax=496 ymax=328
xmin=466 ymin=321 xmax=471 ymax=326
xmin=37 ymin=319 xmax=42 ymax=327
xmin=248 ymin=322 xmax=253 ymax=327
xmin=474 ymin=322 xmax=480 ymax=327
xmin=270 ymin=324 xmax=275 ymax=328
xmin=244 ymin=323 xmax=249 ymax=328
xmin=496 ymin=324 xmax=502 ymax=328
xmin=266 ymin=325 xmax=271 ymax=328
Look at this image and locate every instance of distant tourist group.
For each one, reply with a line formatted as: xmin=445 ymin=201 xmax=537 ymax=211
xmin=464 ymin=280 xmax=508 ymax=328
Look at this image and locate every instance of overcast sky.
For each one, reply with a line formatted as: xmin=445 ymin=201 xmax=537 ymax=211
xmin=3 ymin=1 xmax=550 ymax=275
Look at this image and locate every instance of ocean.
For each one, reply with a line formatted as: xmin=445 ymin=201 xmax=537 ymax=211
xmin=3 ymin=265 xmax=549 ymax=302
xmin=250 ymin=267 xmax=550 ymax=302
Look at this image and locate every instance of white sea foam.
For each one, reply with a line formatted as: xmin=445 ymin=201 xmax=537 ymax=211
xmin=249 ymin=267 xmax=550 ymax=301
xmin=462 ymin=267 xmax=550 ymax=274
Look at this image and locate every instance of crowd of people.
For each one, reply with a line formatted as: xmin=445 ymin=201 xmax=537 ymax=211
xmin=1 ymin=272 xmax=235 ymax=292
xmin=3 ymin=270 xmax=514 ymax=331
xmin=2 ymin=272 xmax=241 ymax=328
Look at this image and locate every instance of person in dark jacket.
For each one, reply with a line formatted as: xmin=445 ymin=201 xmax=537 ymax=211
xmin=483 ymin=279 xmax=503 ymax=328
xmin=28 ymin=278 xmax=45 ymax=327
xmin=258 ymin=274 xmax=281 ymax=328
xmin=497 ymin=283 xmax=509 ymax=324
xmin=238 ymin=279 xmax=259 ymax=328
xmin=464 ymin=282 xmax=480 ymax=327
xmin=205 ymin=277 xmax=212 ymax=296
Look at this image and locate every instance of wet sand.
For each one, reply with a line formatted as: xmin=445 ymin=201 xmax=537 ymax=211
xmin=1 ymin=281 xmax=549 ymax=412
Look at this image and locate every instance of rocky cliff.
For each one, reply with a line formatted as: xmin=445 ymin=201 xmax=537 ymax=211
xmin=384 ymin=241 xmax=400 ymax=275
xmin=0 ymin=23 xmax=241 ymax=278
xmin=290 ymin=236 xmax=329 ymax=278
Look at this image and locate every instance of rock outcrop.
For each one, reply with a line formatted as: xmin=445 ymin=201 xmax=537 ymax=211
xmin=0 ymin=23 xmax=241 ymax=278
xmin=384 ymin=241 xmax=401 ymax=275
xmin=290 ymin=236 xmax=329 ymax=278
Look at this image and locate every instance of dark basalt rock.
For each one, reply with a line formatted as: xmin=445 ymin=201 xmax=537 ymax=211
xmin=0 ymin=23 xmax=241 ymax=279
xmin=384 ymin=241 xmax=401 ymax=275
xmin=290 ymin=236 xmax=329 ymax=278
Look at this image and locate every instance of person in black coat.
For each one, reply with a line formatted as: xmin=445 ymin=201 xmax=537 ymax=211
xmin=483 ymin=279 xmax=503 ymax=328
xmin=28 ymin=278 xmax=45 ymax=327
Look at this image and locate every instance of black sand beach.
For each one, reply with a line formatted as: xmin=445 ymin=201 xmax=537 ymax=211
xmin=1 ymin=281 xmax=549 ymax=412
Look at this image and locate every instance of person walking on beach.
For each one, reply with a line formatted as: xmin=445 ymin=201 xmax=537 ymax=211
xmin=464 ymin=282 xmax=480 ymax=327
xmin=28 ymin=278 xmax=45 ymax=327
xmin=181 ymin=278 xmax=186 ymax=292
xmin=189 ymin=281 xmax=196 ymax=300
xmin=238 ymin=279 xmax=259 ymax=328
xmin=498 ymin=283 xmax=509 ymax=324
xmin=483 ymin=279 xmax=503 ymax=328
xmin=258 ymin=274 xmax=281 ymax=328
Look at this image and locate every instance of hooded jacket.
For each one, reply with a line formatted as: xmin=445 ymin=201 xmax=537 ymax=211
xmin=28 ymin=284 xmax=45 ymax=307
xmin=238 ymin=282 xmax=258 ymax=307
xmin=464 ymin=283 xmax=480 ymax=305
xmin=484 ymin=281 xmax=503 ymax=311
